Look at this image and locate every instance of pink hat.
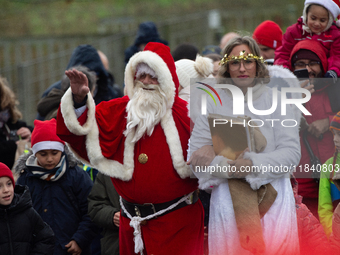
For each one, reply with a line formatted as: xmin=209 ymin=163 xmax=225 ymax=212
xmin=0 ymin=162 xmax=15 ymax=187
xmin=253 ymin=20 xmax=283 ymax=50
xmin=31 ymin=119 xmax=65 ymax=155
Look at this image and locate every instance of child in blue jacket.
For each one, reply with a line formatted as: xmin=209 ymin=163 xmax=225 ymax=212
xmin=15 ymin=118 xmax=99 ymax=255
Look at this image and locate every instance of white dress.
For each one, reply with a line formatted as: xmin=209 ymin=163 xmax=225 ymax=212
xmin=189 ymin=82 xmax=301 ymax=255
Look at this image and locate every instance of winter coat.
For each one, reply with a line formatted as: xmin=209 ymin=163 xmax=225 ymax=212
xmin=190 ymin=82 xmax=301 ymax=255
xmin=290 ymin=178 xmax=331 ymax=255
xmin=274 ymin=17 xmax=340 ymax=76
xmin=87 ymin=172 xmax=120 ymax=255
xmin=37 ymin=44 xmax=122 ymax=120
xmin=319 ymin=153 xmax=340 ymax=237
xmin=0 ymin=184 xmax=55 ymax=255
xmin=124 ymin=21 xmax=168 ymax=65
xmin=288 ymin=40 xmax=337 ymax=199
xmin=15 ymin=147 xmax=99 ymax=255
xmin=0 ymin=119 xmax=32 ymax=169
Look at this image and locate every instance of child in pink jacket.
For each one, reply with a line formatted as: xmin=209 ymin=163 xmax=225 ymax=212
xmin=274 ymin=0 xmax=340 ymax=83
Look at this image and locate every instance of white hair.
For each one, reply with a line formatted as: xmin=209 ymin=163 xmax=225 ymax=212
xmin=135 ymin=63 xmax=158 ymax=80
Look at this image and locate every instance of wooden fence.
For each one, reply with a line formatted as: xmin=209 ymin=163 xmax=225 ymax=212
xmin=0 ymin=7 xmax=297 ymax=125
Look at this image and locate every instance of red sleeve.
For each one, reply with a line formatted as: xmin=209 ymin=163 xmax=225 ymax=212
xmin=274 ymin=23 xmax=300 ymax=68
xmin=327 ymin=28 xmax=340 ymax=77
xmin=56 ymin=106 xmax=90 ymax=162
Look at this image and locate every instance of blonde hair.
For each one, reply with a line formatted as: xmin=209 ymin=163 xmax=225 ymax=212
xmin=0 ymin=76 xmax=22 ymax=123
xmin=218 ymin=36 xmax=270 ymax=83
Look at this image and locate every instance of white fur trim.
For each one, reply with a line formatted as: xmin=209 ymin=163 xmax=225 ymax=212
xmin=32 ymin=141 xmax=64 ymax=155
xmin=60 ymin=88 xmax=96 ymax=136
xmin=161 ymin=110 xmax=192 ymax=178
xmin=267 ymin=65 xmax=301 ymax=98
xmin=267 ymin=65 xmax=302 ymax=126
xmin=60 ymin=90 xmax=189 ymax=180
xmin=125 ymin=50 xmax=175 ymax=109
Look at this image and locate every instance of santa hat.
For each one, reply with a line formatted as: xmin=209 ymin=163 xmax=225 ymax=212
xmin=0 ymin=162 xmax=15 ymax=187
xmin=125 ymin=42 xmax=179 ymax=108
xmin=252 ymin=20 xmax=282 ymax=50
xmin=175 ymin=55 xmax=213 ymax=88
xmin=31 ymin=119 xmax=65 ymax=155
xmin=330 ymin=112 xmax=340 ymax=131
xmin=303 ymin=0 xmax=340 ymax=33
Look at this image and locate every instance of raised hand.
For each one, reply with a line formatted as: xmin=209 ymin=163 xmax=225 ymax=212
xmin=65 ymin=69 xmax=90 ymax=104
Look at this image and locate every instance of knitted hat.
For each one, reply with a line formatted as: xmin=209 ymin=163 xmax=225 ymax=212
xmin=330 ymin=112 xmax=340 ymax=131
xmin=175 ymin=55 xmax=213 ymax=88
xmin=291 ymin=49 xmax=323 ymax=72
xmin=253 ymin=21 xmax=282 ymax=50
xmin=289 ymin=40 xmax=328 ymax=72
xmin=31 ymin=119 xmax=65 ymax=155
xmin=0 ymin=162 xmax=15 ymax=187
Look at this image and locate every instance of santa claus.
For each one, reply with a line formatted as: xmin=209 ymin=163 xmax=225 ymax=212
xmin=57 ymin=42 xmax=204 ymax=255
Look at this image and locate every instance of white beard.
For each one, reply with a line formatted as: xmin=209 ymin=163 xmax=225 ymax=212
xmin=124 ymin=81 xmax=168 ymax=143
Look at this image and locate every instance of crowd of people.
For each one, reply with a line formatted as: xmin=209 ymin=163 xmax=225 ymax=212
xmin=1 ymin=0 xmax=340 ymax=254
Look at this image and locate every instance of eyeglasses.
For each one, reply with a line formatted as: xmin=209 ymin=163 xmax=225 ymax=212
xmin=294 ymin=61 xmax=320 ymax=69
xmin=228 ymin=59 xmax=256 ymax=71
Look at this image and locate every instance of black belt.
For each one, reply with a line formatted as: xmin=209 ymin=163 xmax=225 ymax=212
xmin=121 ymin=190 xmax=199 ymax=219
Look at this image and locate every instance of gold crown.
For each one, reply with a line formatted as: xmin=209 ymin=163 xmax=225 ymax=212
xmin=220 ymin=50 xmax=264 ymax=66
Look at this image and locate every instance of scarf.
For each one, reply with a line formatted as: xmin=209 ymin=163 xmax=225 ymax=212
xmin=26 ymin=154 xmax=67 ymax=181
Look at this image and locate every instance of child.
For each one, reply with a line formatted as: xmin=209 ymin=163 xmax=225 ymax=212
xmin=0 ymin=162 xmax=55 ymax=254
xmin=274 ymin=0 xmax=340 ymax=83
xmin=319 ymin=111 xmax=340 ymax=237
xmin=15 ymin=118 xmax=99 ymax=255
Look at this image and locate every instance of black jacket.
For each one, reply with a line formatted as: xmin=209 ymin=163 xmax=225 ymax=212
xmin=0 ymin=119 xmax=32 ymax=169
xmin=37 ymin=44 xmax=123 ymax=120
xmin=0 ymin=185 xmax=55 ymax=255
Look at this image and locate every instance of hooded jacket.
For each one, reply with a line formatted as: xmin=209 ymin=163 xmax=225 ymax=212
xmin=275 ymin=17 xmax=340 ymax=77
xmin=124 ymin=21 xmax=168 ymax=65
xmin=0 ymin=185 xmax=55 ymax=255
xmin=37 ymin=45 xmax=122 ymax=120
xmin=15 ymin=147 xmax=99 ymax=255
xmin=289 ymin=40 xmax=336 ymax=198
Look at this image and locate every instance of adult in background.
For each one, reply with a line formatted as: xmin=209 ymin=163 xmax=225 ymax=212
xmin=252 ymin=20 xmax=283 ymax=65
xmin=37 ymin=65 xmax=97 ymax=121
xmin=57 ymin=42 xmax=204 ymax=255
xmin=172 ymin=42 xmax=199 ymax=62
xmin=289 ymin=39 xmax=337 ymax=219
xmin=0 ymin=76 xmax=32 ymax=170
xmin=124 ymin=21 xmax=168 ymax=65
xmin=219 ymin=32 xmax=239 ymax=51
xmin=37 ymin=45 xmax=122 ymax=120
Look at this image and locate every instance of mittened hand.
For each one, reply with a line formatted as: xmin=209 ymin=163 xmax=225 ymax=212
xmin=324 ymin=70 xmax=338 ymax=84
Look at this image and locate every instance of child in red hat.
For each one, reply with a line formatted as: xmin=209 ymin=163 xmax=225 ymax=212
xmin=14 ymin=119 xmax=99 ymax=255
xmin=275 ymin=0 xmax=340 ymax=84
xmin=0 ymin=162 xmax=55 ymax=254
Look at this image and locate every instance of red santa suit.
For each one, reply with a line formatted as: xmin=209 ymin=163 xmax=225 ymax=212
xmin=57 ymin=42 xmax=204 ymax=255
